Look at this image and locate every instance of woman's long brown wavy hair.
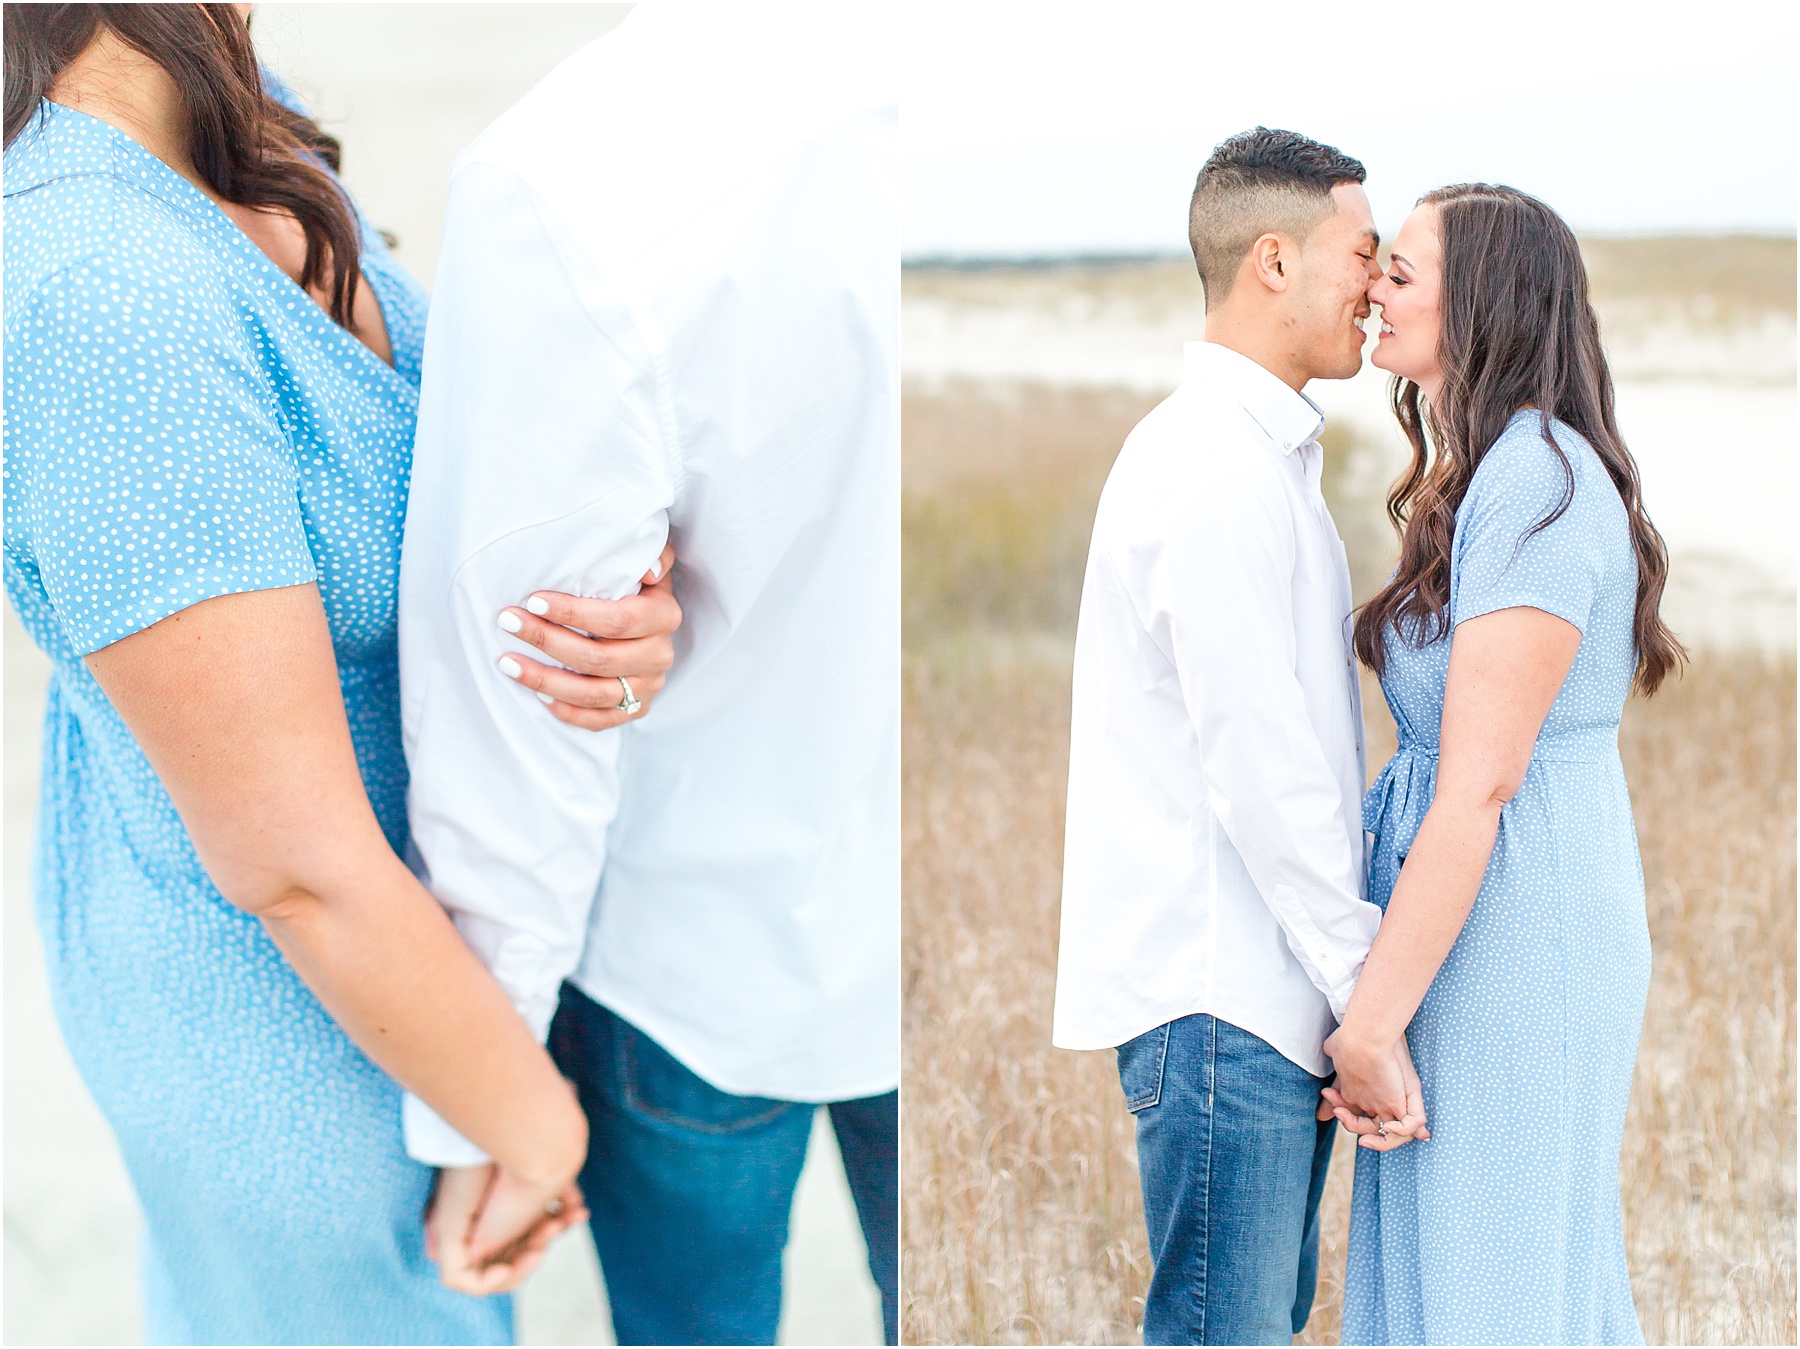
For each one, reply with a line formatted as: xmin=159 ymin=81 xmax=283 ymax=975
xmin=1351 ymin=183 xmax=1684 ymax=696
xmin=4 ymin=3 xmax=364 ymax=327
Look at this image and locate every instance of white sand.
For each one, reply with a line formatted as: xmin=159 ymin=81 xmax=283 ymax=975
xmin=903 ymin=273 xmax=1796 ymax=652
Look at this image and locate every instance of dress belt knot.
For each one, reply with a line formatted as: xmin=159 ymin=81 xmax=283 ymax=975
xmin=1362 ymin=740 xmax=1439 ymax=863
xmin=1362 ymin=728 xmax=1619 ymax=860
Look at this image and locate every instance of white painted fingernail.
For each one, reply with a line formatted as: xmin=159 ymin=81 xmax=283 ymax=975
xmin=498 ymin=610 xmax=523 ymax=634
xmin=650 ymin=559 xmax=662 ymax=581
xmin=525 ymin=595 xmax=550 ymax=616
xmin=498 ymin=656 xmax=523 ymax=679
xmin=537 ymin=692 xmax=555 ymax=704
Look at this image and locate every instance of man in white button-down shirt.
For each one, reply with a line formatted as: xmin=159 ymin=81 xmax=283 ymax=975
xmin=1053 ymin=129 xmax=1413 ymax=1345
xmin=393 ymin=5 xmax=898 ymax=1342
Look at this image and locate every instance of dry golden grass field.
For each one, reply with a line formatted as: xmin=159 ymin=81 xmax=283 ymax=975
xmin=900 ymin=264 xmax=1797 ymax=1342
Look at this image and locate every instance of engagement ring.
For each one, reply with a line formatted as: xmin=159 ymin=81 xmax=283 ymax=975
xmin=617 ymin=676 xmax=642 ymax=716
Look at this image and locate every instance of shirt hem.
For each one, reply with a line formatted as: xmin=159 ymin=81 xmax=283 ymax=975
xmin=1054 ymin=999 xmax=1333 ymax=1079
xmin=571 ymin=971 xmax=899 ymax=1104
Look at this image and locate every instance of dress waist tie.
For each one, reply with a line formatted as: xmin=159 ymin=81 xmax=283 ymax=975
xmin=1362 ymin=741 xmax=1438 ymax=868
xmin=1363 ymin=727 xmax=1621 ymax=867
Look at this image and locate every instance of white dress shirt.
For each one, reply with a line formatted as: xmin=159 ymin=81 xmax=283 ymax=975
xmin=396 ymin=1 xmax=899 ymax=1165
xmin=1052 ymin=341 xmax=1381 ymax=1078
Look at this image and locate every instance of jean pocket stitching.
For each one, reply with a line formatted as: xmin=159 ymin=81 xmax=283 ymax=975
xmin=616 ymin=1028 xmax=797 ymax=1135
xmin=1122 ymin=1022 xmax=1171 ymax=1113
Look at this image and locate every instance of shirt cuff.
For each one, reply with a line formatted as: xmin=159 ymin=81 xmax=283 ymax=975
xmin=402 ymin=1092 xmax=493 ymax=1168
xmin=1271 ymin=885 xmax=1368 ymax=1021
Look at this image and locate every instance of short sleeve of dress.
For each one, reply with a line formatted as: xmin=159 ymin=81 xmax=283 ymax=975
xmin=4 ymin=254 xmax=316 ymax=655
xmin=1450 ymin=417 xmax=1607 ymax=635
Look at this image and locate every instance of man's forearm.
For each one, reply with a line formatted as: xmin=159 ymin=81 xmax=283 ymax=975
xmin=1201 ymin=746 xmax=1378 ymax=1013
xmin=1179 ymin=640 xmax=1378 ymax=1015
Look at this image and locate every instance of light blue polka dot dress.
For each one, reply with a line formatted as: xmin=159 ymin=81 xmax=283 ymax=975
xmin=1343 ymin=411 xmax=1650 ymax=1345
xmin=3 ymin=101 xmax=510 ymax=1345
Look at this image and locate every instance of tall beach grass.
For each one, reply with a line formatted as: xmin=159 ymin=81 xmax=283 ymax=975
xmin=900 ymin=367 xmax=1796 ymax=1345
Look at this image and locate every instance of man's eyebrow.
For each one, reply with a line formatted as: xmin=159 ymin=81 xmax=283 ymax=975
xmin=1362 ymin=227 xmax=1381 ymax=249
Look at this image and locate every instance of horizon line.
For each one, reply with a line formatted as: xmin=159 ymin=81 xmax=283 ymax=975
xmin=903 ymin=229 xmax=1799 ymax=270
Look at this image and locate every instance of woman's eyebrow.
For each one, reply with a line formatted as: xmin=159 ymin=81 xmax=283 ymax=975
xmin=1389 ymin=251 xmax=1413 ymax=269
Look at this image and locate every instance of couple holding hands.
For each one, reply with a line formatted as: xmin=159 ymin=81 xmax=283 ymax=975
xmin=5 ymin=3 xmax=1681 ymax=1345
xmin=4 ymin=3 xmax=896 ymax=1345
xmin=1056 ymin=128 xmax=1677 ymax=1345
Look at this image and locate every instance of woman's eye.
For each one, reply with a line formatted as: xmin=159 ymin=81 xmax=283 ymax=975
xmin=1388 ymin=273 xmax=1408 ymax=286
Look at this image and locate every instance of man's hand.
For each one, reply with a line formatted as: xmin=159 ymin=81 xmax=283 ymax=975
xmin=1320 ymin=1031 xmax=1430 ymax=1150
xmin=496 ymin=543 xmax=682 ymax=730
xmin=426 ymin=1163 xmax=588 ymax=1296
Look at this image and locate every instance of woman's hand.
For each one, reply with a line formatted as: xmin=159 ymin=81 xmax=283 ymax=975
xmin=1320 ymin=1028 xmax=1430 ymax=1149
xmin=427 ymin=1163 xmax=588 ymax=1296
xmin=495 ymin=543 xmax=681 ymax=731
xmin=425 ymin=1073 xmax=588 ymax=1296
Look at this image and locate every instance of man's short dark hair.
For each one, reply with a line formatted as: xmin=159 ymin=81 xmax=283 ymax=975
xmin=1188 ymin=128 xmax=1366 ymax=309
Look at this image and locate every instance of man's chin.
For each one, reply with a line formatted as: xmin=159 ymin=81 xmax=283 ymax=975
xmin=1316 ymin=350 xmax=1366 ymax=382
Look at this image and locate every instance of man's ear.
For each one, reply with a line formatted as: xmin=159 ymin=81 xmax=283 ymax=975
xmin=1244 ymin=232 xmax=1289 ymax=294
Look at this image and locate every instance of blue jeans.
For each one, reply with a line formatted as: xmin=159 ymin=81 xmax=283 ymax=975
xmin=1118 ymin=1013 xmax=1336 ymax=1345
xmin=547 ymin=985 xmax=897 ymax=1346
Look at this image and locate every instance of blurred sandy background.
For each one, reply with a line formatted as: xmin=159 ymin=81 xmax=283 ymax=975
xmin=3 ymin=6 xmax=883 ymax=1345
xmin=900 ymin=242 xmax=1797 ymax=1344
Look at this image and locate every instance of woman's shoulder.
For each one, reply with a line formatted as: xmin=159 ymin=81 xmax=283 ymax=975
xmin=5 ymin=106 xmax=233 ymax=320
xmin=1469 ymin=410 xmax=1610 ymax=507
xmin=1453 ymin=411 xmax=1628 ymax=585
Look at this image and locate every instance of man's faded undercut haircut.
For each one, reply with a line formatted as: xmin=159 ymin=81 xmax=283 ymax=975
xmin=1188 ymin=127 xmax=1367 ymax=309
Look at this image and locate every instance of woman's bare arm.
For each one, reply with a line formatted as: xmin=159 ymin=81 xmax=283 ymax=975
xmin=85 ymin=583 xmax=586 ymax=1189
xmin=1324 ymin=605 xmax=1581 ymax=1130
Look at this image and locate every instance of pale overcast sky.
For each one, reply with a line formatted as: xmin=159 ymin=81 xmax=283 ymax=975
xmin=900 ymin=0 xmax=1798 ymax=257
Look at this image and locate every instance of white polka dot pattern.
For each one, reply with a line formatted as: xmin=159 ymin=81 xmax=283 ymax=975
xmin=2 ymin=100 xmax=510 ymax=1342
xmin=1343 ymin=412 xmax=1651 ymax=1345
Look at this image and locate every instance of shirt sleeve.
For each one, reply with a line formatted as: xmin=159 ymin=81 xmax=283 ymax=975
xmin=1451 ymin=418 xmax=1607 ymax=634
xmin=397 ymin=162 xmax=673 ymax=1166
xmin=5 ymin=256 xmax=315 ymax=655
xmin=1131 ymin=448 xmax=1381 ymax=1020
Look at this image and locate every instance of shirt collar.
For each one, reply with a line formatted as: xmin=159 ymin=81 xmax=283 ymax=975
xmin=1183 ymin=341 xmax=1326 ymax=456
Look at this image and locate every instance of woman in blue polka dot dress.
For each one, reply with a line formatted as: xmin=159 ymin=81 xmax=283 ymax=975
xmin=3 ymin=8 xmax=674 ymax=1344
xmin=1317 ymin=185 xmax=1684 ymax=1344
